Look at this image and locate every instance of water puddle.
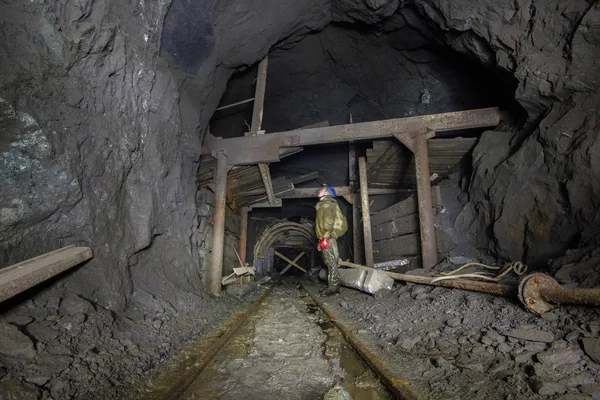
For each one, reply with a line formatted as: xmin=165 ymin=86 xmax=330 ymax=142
xmin=305 ymin=295 xmax=391 ymax=400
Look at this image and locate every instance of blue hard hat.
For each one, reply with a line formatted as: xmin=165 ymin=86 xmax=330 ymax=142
xmin=324 ymin=185 xmax=336 ymax=198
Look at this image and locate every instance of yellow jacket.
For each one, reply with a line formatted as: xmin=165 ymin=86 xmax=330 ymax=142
xmin=315 ymin=197 xmax=348 ymax=239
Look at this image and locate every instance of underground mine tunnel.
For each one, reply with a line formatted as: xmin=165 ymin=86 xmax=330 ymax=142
xmin=1 ymin=0 xmax=600 ymax=399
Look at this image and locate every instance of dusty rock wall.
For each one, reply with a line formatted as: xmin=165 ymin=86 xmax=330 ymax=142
xmin=420 ymin=0 xmax=600 ymax=266
xmin=0 ymin=0 xmax=330 ymax=312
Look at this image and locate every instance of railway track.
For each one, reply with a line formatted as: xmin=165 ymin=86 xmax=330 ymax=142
xmin=138 ymin=283 xmax=416 ymax=399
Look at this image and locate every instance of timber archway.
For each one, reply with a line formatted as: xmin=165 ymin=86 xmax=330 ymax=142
xmin=253 ymin=222 xmax=316 ymax=275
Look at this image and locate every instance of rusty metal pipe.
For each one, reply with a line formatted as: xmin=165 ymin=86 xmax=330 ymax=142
xmin=339 ymin=260 xmax=517 ymax=297
xmin=542 ymin=287 xmax=600 ymax=306
xmin=519 ymin=273 xmax=600 ymax=314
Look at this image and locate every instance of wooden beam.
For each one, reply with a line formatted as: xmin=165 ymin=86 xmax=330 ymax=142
xmin=248 ymin=57 xmax=277 ymax=206
xmin=249 ymin=57 xmax=268 ymax=135
xmin=349 ymin=144 xmax=362 ymax=264
xmin=359 ymin=157 xmax=374 ymax=268
xmin=279 ymin=251 xmax=306 ymax=275
xmin=204 ymin=107 xmax=501 ymax=164
xmin=208 ymin=150 xmax=228 ymax=294
xmin=0 ymin=246 xmax=93 ymax=303
xmin=249 ymin=198 xmax=282 ymax=209
xmin=282 ymin=186 xmax=407 ymax=199
xmin=414 ymin=134 xmax=437 ymax=269
xmin=215 ymin=97 xmax=254 ymax=112
xmin=288 ymin=171 xmax=319 ymax=185
xmin=239 ymin=207 xmax=249 ymax=266
xmin=274 ymin=251 xmax=307 ymax=273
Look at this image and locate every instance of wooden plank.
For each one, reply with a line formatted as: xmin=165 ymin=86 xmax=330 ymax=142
xmin=215 ymin=97 xmax=254 ymax=112
xmin=274 ymin=251 xmax=307 ymax=273
xmin=282 ymin=187 xmax=407 ymax=199
xmin=208 ymin=151 xmax=228 ymax=294
xmin=367 ymin=142 xmax=403 ymax=182
xmin=249 ymin=57 xmax=268 ymax=135
xmin=372 ymin=213 xmax=420 ymax=241
xmin=203 ymin=108 xmax=501 ymax=163
xmin=279 ymin=251 xmax=306 ymax=276
xmin=349 ymin=145 xmax=361 ymax=264
xmin=373 ymin=233 xmax=421 ymax=258
xmin=0 ymin=246 xmax=93 ymax=303
xmin=359 ymin=157 xmax=374 ymax=268
xmin=370 ymin=186 xmax=442 ymax=227
xmin=239 ymin=207 xmax=249 ymax=266
xmin=288 ymin=172 xmax=319 ymax=185
xmin=415 ymin=134 xmax=437 ymax=269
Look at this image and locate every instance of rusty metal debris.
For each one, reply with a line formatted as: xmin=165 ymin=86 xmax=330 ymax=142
xmin=519 ymin=272 xmax=600 ymax=315
xmin=340 ymin=260 xmax=600 ymax=315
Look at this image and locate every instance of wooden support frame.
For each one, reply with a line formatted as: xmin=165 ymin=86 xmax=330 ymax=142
xmin=279 ymin=251 xmax=306 ymax=275
xmin=0 ymin=246 xmax=93 ymax=303
xmin=208 ymin=150 xmax=228 ymax=294
xmin=282 ymin=186 xmax=405 ymax=199
xmin=239 ymin=207 xmax=249 ymax=266
xmin=358 ymin=157 xmax=374 ymax=268
xmin=205 ymin=107 xmax=501 ymax=165
xmin=248 ymin=56 xmax=277 ymax=205
xmin=349 ymin=144 xmax=363 ymax=264
xmin=414 ymin=133 xmax=437 ymax=269
xmin=274 ymin=251 xmax=307 ymax=273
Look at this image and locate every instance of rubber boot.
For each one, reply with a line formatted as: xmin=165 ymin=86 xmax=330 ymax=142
xmin=321 ymin=288 xmax=340 ymax=297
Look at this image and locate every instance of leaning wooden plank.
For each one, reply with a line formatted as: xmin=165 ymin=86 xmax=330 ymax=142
xmin=274 ymin=251 xmax=307 ymax=273
xmin=370 ymin=186 xmax=442 ymax=228
xmin=0 ymin=246 xmax=93 ymax=303
xmin=280 ymin=251 xmax=306 ymax=276
xmin=288 ymin=172 xmax=319 ymax=185
xmin=373 ymin=234 xmax=421 ymax=257
xmin=203 ymin=108 xmax=501 ymax=164
xmin=372 ymin=213 xmax=421 ymax=241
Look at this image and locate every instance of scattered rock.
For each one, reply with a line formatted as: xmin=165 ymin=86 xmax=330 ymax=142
xmin=26 ymin=322 xmax=60 ymax=343
xmin=503 ymin=329 xmax=554 ymax=343
xmin=59 ymin=295 xmax=94 ymax=316
xmin=340 ymin=301 xmax=349 ymax=309
xmin=226 ymin=283 xmax=253 ymax=297
xmin=536 ymin=348 xmax=582 ymax=369
xmin=579 ymin=383 xmax=600 ymax=396
xmin=25 ymin=376 xmax=50 ymax=386
xmin=4 ymin=315 xmax=34 ymax=326
xmin=398 ymin=336 xmax=420 ymax=351
xmin=446 ymin=317 xmax=461 ymax=328
xmin=581 ymin=338 xmax=600 ymax=364
xmin=529 ymin=380 xmax=567 ymax=396
xmin=541 ymin=312 xmax=559 ymax=322
xmin=497 ymin=342 xmax=512 ymax=353
xmin=0 ymin=322 xmax=36 ymax=359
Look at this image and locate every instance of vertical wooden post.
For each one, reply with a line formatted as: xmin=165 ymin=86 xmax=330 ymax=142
xmin=250 ymin=57 xmax=268 ymax=134
xmin=209 ymin=150 xmax=228 ymax=294
xmin=358 ymin=157 xmax=374 ymax=268
xmin=414 ymin=134 xmax=437 ymax=269
xmin=349 ymin=145 xmax=363 ymax=264
xmin=249 ymin=56 xmax=276 ymax=206
xmin=239 ymin=207 xmax=249 ymax=266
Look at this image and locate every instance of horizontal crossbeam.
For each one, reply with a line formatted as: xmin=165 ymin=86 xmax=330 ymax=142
xmin=204 ymin=107 xmax=501 ymax=165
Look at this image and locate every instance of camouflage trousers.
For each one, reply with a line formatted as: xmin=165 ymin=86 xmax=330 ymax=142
xmin=321 ymin=238 xmax=340 ymax=290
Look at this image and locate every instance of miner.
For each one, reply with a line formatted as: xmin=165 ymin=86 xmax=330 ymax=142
xmin=315 ymin=186 xmax=348 ymax=296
